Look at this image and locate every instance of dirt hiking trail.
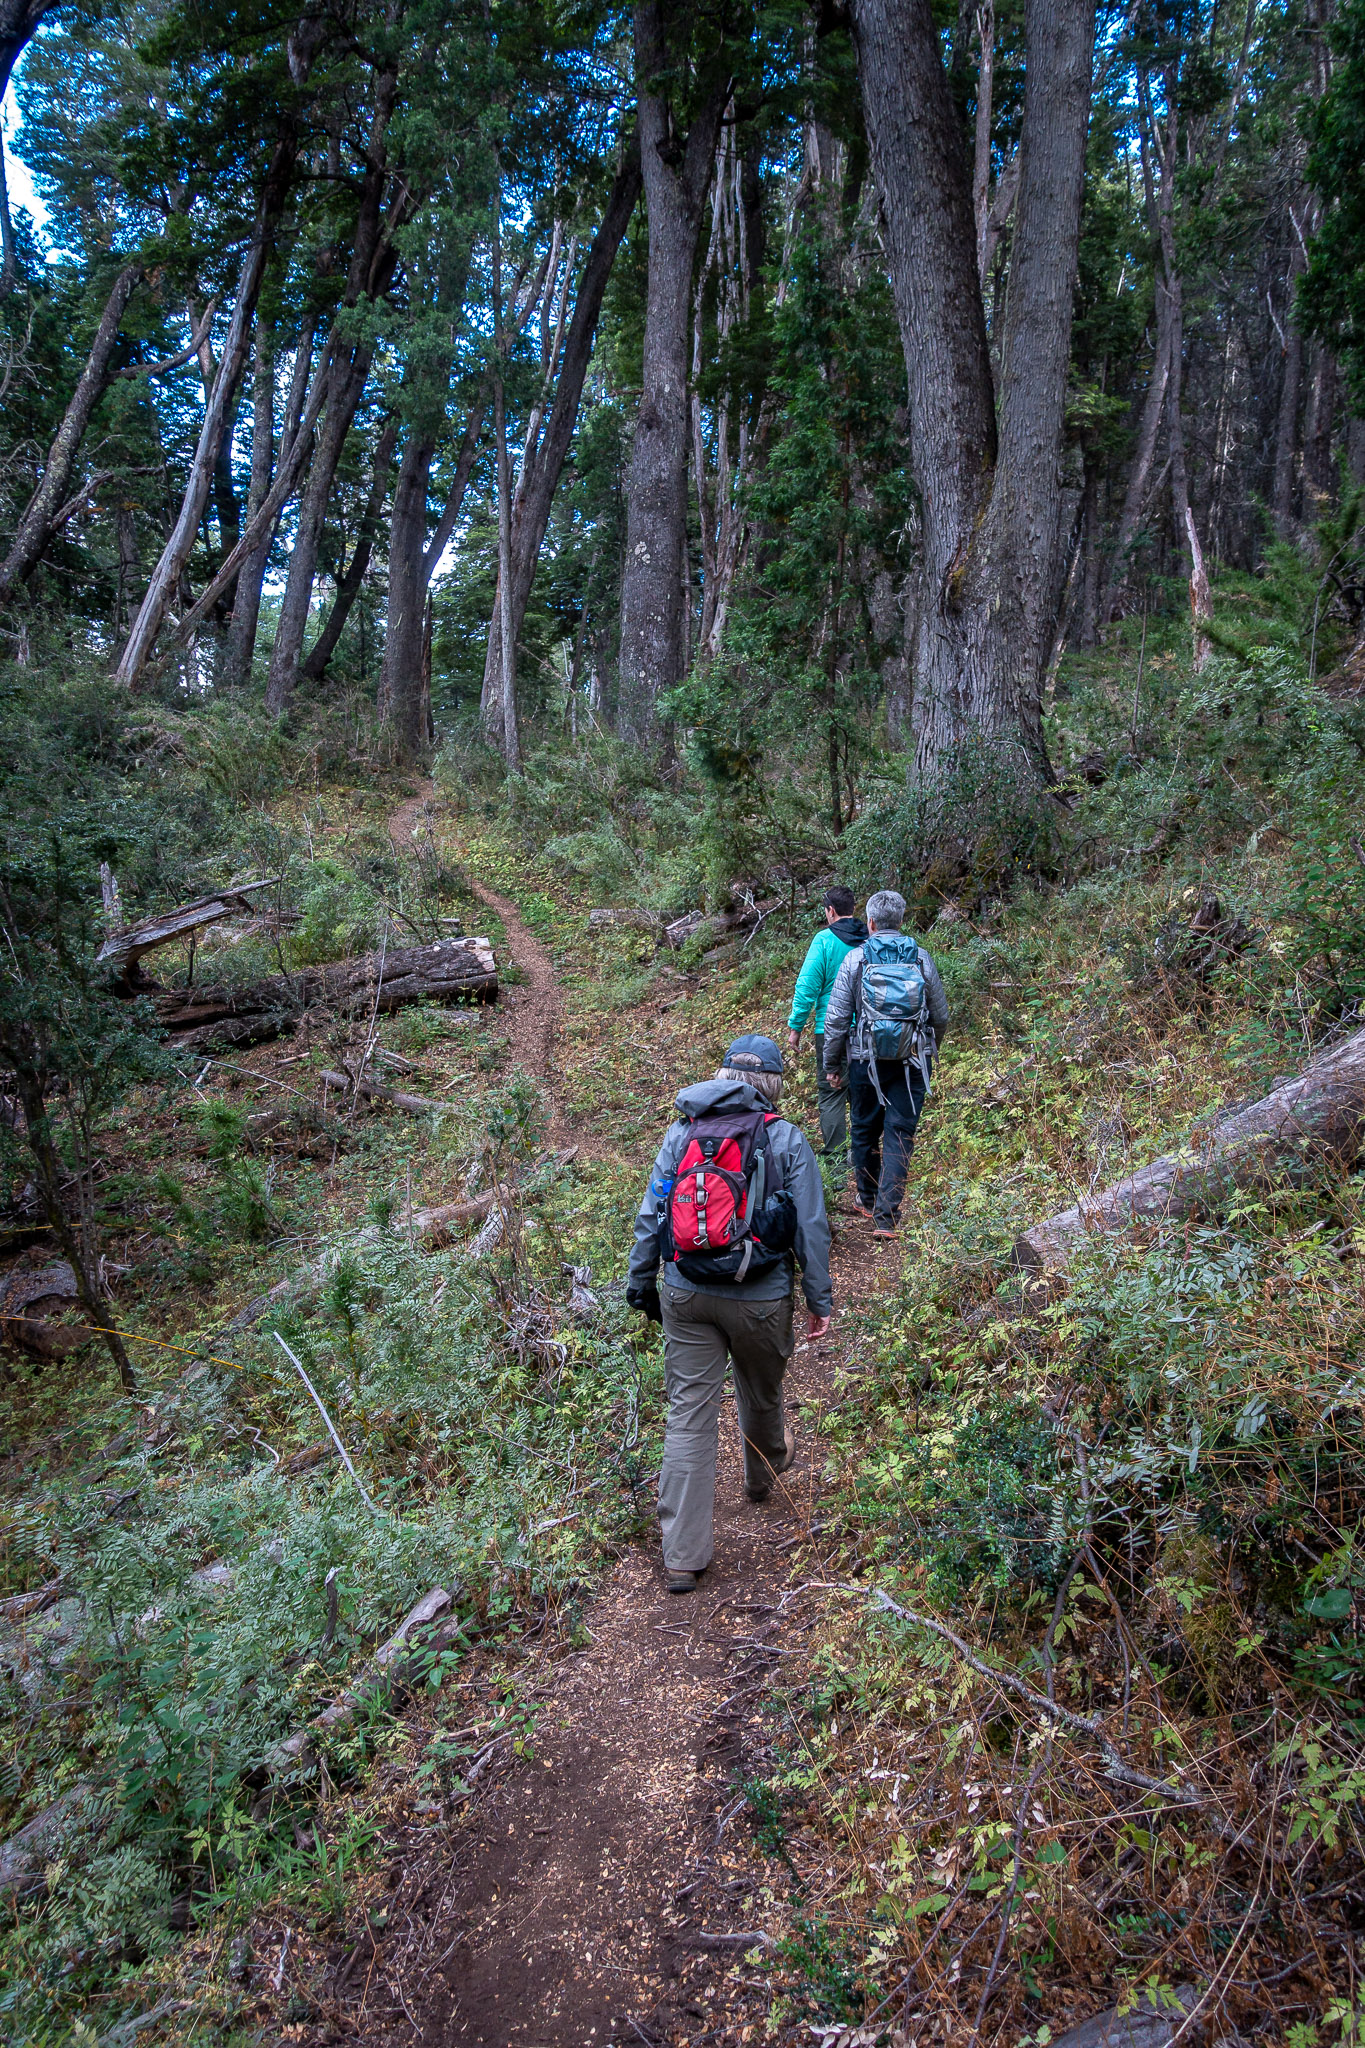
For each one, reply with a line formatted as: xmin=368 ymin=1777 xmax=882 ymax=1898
xmin=341 ymin=789 xmax=888 ymax=2046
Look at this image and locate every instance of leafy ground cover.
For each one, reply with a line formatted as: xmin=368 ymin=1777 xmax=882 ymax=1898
xmin=1 ymin=613 xmax=1364 ymax=2044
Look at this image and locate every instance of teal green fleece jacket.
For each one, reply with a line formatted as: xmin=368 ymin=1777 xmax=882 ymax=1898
xmin=787 ymin=919 xmax=868 ymax=1034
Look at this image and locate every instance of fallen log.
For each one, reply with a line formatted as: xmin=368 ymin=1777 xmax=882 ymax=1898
xmin=663 ymin=898 xmax=777 ymax=951
xmin=1014 ymin=1021 xmax=1365 ymax=1279
xmin=97 ymin=880 xmax=279 ymax=977
xmin=319 ymin=1068 xmax=457 ymax=1115
xmin=154 ymin=935 xmax=498 ymax=1051
xmin=267 ymin=1585 xmax=460 ymax=1774
xmin=408 ymin=1146 xmax=579 ymax=1249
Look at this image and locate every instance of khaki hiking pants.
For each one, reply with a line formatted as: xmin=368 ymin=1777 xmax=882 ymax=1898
xmin=657 ymin=1285 xmax=795 ymax=1572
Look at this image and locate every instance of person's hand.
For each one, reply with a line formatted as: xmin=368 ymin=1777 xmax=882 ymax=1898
xmin=787 ymin=1028 xmax=801 ymax=1056
xmin=626 ymin=1282 xmax=663 ymax=1325
xmin=826 ymin=1068 xmax=844 ymax=1091
xmin=807 ymin=1312 xmax=831 ymax=1342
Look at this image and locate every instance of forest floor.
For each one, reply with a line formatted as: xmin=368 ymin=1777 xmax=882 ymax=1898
xmin=313 ymin=785 xmax=891 ymax=2047
xmin=6 ymin=736 xmax=1363 ymax=2048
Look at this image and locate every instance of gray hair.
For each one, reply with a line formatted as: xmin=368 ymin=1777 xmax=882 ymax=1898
xmin=716 ymin=1066 xmax=784 ymax=1104
xmin=866 ymin=888 xmax=906 ymax=930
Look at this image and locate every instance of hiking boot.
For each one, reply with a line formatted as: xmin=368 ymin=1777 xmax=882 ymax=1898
xmin=666 ymin=1568 xmax=701 ymax=1594
xmin=849 ymin=1197 xmax=875 ymax=1220
xmin=746 ymin=1423 xmax=797 ymax=1503
xmin=872 ymin=1224 xmax=899 ymax=1240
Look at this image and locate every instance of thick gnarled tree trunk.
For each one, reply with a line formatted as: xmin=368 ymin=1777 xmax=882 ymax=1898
xmin=849 ymin=0 xmax=1095 ymax=781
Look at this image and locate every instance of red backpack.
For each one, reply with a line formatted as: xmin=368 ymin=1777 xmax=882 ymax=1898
xmin=657 ymin=1105 xmax=794 ymax=1285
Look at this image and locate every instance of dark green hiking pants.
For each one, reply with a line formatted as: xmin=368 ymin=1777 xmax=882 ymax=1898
xmin=814 ymin=1031 xmax=849 ymax=1185
xmin=657 ymin=1285 xmax=795 ymax=1571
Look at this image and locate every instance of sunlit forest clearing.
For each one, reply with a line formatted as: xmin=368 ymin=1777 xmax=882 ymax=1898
xmin=2 ymin=1 xmax=1365 ymax=2044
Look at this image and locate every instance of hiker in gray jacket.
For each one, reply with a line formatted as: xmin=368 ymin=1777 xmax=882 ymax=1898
xmin=626 ymin=1035 xmax=832 ymax=1593
xmin=823 ymin=889 xmax=949 ymax=1238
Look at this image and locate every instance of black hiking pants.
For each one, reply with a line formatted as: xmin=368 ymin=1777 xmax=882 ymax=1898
xmin=847 ymin=1059 xmax=926 ymax=1229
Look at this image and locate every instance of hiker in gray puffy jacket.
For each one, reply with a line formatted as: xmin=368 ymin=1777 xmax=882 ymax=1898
xmin=626 ymin=1035 xmax=832 ymax=1593
xmin=822 ymin=889 xmax=949 ymax=1238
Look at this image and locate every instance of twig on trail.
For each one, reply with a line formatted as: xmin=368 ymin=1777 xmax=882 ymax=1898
xmin=273 ymin=1333 xmax=379 ymax=1517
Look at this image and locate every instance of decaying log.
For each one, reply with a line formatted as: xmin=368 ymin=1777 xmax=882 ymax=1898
xmin=319 ymin=1068 xmax=457 ymax=1115
xmin=97 ymin=880 xmax=279 ymax=976
xmin=588 ymin=907 xmax=662 ymax=934
xmin=663 ymin=899 xmax=777 ymax=951
xmin=267 ymin=1585 xmax=460 ymax=1773
xmin=408 ymin=1146 xmax=579 ymax=1249
xmin=0 ymin=1262 xmax=90 ymax=1362
xmin=154 ymin=936 xmax=498 ymax=1051
xmin=1014 ymin=1022 xmax=1365 ymax=1278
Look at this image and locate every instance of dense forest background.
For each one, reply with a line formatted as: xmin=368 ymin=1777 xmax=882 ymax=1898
xmin=3 ymin=0 xmax=1365 ymax=811
xmin=4 ymin=1 xmax=1365 ymax=2044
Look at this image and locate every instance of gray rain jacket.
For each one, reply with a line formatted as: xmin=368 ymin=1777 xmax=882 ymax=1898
xmin=822 ymin=938 xmax=950 ymax=1074
xmin=628 ymin=1077 xmax=833 ymax=1315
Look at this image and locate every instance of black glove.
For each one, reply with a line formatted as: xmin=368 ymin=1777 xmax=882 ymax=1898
xmin=626 ymin=1281 xmax=663 ymax=1325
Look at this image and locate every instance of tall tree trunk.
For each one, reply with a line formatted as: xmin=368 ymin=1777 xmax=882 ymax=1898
xmin=225 ymin=322 xmax=277 ymax=687
xmin=222 ymin=318 xmax=316 ymax=687
xmin=850 ymin=0 xmax=1094 ymax=779
xmin=378 ymin=399 xmax=486 ymax=758
xmin=1099 ymin=301 xmax=1171 ymax=625
xmin=1271 ymin=241 xmax=1305 ymax=539
xmin=299 ymin=415 xmax=398 ymax=681
xmin=615 ymin=0 xmax=729 ymax=745
xmin=1303 ymin=341 xmax=1337 ymax=515
xmin=263 ymin=64 xmax=399 ymax=716
xmin=479 ymin=137 xmax=641 ymax=723
xmin=116 ymin=126 xmax=304 ymax=691
xmin=263 ymin=344 xmax=375 ymax=712
xmin=378 ymin=429 xmax=438 ymax=760
xmin=0 ymin=261 xmax=144 ymax=600
xmin=1139 ymin=65 xmax=1211 ymax=667
xmin=494 ymin=368 xmax=519 ymax=769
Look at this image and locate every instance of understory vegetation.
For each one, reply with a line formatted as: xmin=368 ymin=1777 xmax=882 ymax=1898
xmin=5 ymin=0 xmax=1365 ymax=2037
xmin=0 ymin=538 xmax=1362 ymax=2045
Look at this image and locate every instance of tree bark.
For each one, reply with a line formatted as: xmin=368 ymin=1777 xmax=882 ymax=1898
xmin=850 ymin=0 xmax=1094 ymax=780
xmin=0 ymin=261 xmax=144 ymax=600
xmin=377 ymin=398 xmax=486 ymax=758
xmin=263 ymin=64 xmax=400 ymax=715
xmin=478 ymin=138 xmax=641 ymax=726
xmin=379 ymin=426 xmax=439 ymax=759
xmin=493 ymin=366 xmax=519 ymax=768
xmin=222 ymin=319 xmax=282 ymax=687
xmin=1099 ymin=303 xmax=1171 ymax=624
xmin=616 ymin=0 xmax=730 ymax=744
xmin=115 ymin=126 xmax=303 ymax=690
xmin=152 ymin=936 xmax=498 ymax=1052
xmin=299 ymin=414 xmax=398 ymax=682
xmin=8 ymin=1070 xmax=137 ymax=1394
xmin=263 ymin=345 xmax=376 ymax=711
xmin=1271 ymin=240 xmax=1305 ymax=539
xmin=1303 ymin=341 xmax=1337 ymax=515
xmin=1014 ymin=1023 xmax=1365 ymax=1279
xmin=172 ymin=331 xmax=333 ymax=649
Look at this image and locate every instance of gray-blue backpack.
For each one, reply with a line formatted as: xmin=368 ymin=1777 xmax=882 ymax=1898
xmin=859 ymin=932 xmax=930 ymax=1066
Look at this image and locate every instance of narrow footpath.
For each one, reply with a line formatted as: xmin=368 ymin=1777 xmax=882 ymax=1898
xmin=336 ymin=796 xmax=883 ymax=2047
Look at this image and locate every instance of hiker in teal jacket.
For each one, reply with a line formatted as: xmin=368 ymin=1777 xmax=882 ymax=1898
xmin=787 ymin=886 xmax=868 ymax=1187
